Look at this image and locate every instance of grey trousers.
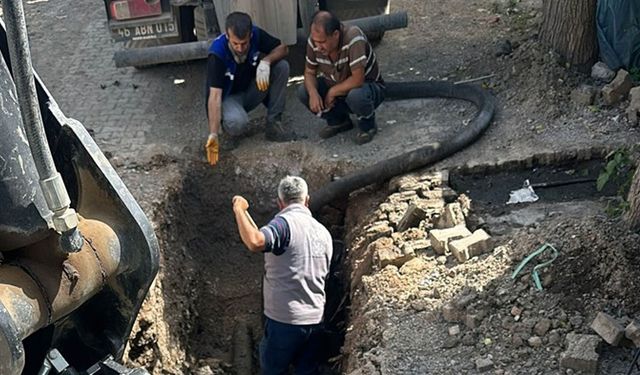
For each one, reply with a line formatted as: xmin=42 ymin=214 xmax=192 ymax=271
xmin=223 ymin=59 xmax=289 ymax=137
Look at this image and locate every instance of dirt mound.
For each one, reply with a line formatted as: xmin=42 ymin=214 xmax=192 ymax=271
xmin=515 ymin=216 xmax=640 ymax=313
xmin=340 ymin=167 xmax=640 ymax=374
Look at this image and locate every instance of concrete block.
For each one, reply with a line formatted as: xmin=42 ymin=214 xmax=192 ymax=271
xmin=428 ymin=225 xmax=472 ymax=255
xmin=449 ymin=229 xmax=492 ymax=263
xmin=475 ymin=357 xmax=494 ymax=372
xmin=404 ymin=239 xmax=430 ymax=252
xmin=602 ymin=69 xmax=633 ymax=105
xmin=387 ymin=191 xmax=417 ymax=204
xmin=435 ymin=202 xmax=466 ymax=229
xmin=534 ymin=318 xmax=552 ymax=336
xmin=571 ymin=84 xmax=596 ymax=106
xmin=399 ymin=257 xmax=428 ymax=275
xmin=590 ymin=312 xmax=624 ymax=346
xmin=372 ymin=237 xmax=414 ymax=269
xmin=627 ymin=86 xmax=640 ymax=126
xmin=442 ymin=303 xmax=459 ymax=322
xmin=366 ymin=223 xmax=393 ymax=242
xmin=560 ymin=333 xmax=601 ymax=374
xmin=448 ymin=325 xmax=461 ymax=336
xmin=625 ymin=320 xmax=640 ymax=347
xmin=396 ymin=204 xmax=428 ymax=232
xmin=419 ymin=186 xmax=457 ymax=203
xmin=388 ymin=175 xmax=418 ymax=192
xmin=418 ymin=170 xmax=450 ymax=187
xmin=591 ymin=61 xmax=615 ymax=82
xmin=414 ymin=199 xmax=446 ymax=211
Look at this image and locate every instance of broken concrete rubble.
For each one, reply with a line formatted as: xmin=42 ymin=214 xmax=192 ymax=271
xmin=449 ymin=229 xmax=492 ymax=263
xmin=434 ymin=202 xmax=466 ymax=229
xmin=571 ymin=84 xmax=596 ymax=106
xmin=591 ymin=61 xmax=615 ymax=82
xmin=366 ymin=222 xmax=393 ymax=242
xmin=590 ymin=312 xmax=624 ymax=346
xmin=475 ymin=357 xmax=494 ymax=372
xmin=533 ymin=318 xmax=551 ymax=336
xmin=602 ymin=69 xmax=633 ymax=105
xmin=625 ymin=320 xmax=640 ymax=347
xmin=560 ymin=333 xmax=601 ymax=374
xmin=371 ymin=237 xmax=415 ymax=269
xmin=442 ymin=303 xmax=459 ymax=323
xmin=396 ymin=204 xmax=427 ymax=232
xmin=627 ymin=86 xmax=640 ymax=126
xmin=428 ymin=225 xmax=472 ymax=255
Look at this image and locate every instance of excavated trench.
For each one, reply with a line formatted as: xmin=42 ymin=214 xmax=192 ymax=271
xmin=126 ymin=152 xmax=357 ymax=374
xmin=125 ymin=147 xmax=640 ymax=374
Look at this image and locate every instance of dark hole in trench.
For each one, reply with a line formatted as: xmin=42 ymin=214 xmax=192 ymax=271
xmin=157 ymin=162 xmax=350 ymax=373
xmin=449 ymin=158 xmax=626 ymax=214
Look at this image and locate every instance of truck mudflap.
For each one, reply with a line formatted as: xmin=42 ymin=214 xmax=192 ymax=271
xmin=0 ymin=18 xmax=160 ymax=375
xmin=113 ymin=11 xmax=408 ymax=67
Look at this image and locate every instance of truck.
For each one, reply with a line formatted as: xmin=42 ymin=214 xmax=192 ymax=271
xmin=1 ymin=2 xmax=159 ymax=374
xmin=103 ymin=0 xmax=407 ymax=68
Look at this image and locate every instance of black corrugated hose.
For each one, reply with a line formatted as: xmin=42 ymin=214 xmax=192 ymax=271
xmin=310 ymin=81 xmax=496 ymax=213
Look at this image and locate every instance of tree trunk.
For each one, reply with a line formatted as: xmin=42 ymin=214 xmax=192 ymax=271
xmin=540 ymin=0 xmax=598 ymax=69
xmin=626 ymin=168 xmax=640 ymax=232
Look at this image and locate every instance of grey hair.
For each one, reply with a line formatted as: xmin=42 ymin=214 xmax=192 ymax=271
xmin=277 ymin=176 xmax=309 ymax=204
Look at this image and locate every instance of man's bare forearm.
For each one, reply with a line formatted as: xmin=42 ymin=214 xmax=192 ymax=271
xmin=207 ymin=88 xmax=222 ymax=135
xmin=263 ymin=43 xmax=288 ymax=64
xmin=329 ymin=68 xmax=365 ymax=97
xmin=233 ymin=207 xmax=264 ymax=252
xmin=304 ymin=68 xmax=319 ymax=96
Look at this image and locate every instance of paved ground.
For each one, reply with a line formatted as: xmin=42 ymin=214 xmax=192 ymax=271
xmin=21 ymin=1 xmax=639 ymax=177
xmin=19 ymin=1 xmax=488 ymax=167
xmin=19 ymin=1 xmax=195 ymax=159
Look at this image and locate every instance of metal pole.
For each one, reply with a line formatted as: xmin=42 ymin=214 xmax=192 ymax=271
xmin=3 ymin=0 xmax=82 ymax=252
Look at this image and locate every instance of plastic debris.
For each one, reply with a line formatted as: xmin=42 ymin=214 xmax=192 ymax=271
xmin=507 ymin=179 xmax=539 ymax=204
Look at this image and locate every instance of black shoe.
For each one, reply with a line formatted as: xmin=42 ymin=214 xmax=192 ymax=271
xmin=266 ymin=117 xmax=297 ymax=142
xmin=354 ymin=127 xmax=377 ymax=145
xmin=318 ymin=119 xmax=354 ymax=139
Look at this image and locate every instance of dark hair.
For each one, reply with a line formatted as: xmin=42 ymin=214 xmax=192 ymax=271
xmin=225 ymin=12 xmax=252 ymax=38
xmin=311 ymin=10 xmax=341 ymax=35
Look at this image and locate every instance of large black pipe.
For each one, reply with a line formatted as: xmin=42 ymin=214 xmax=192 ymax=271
xmin=114 ymin=11 xmax=408 ymax=68
xmin=310 ymin=81 xmax=496 ymax=213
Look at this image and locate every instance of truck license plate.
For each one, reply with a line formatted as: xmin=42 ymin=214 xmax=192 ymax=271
xmin=112 ymin=20 xmax=178 ymax=42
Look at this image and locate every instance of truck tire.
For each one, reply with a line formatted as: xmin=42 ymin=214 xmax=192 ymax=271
xmin=320 ymin=0 xmax=390 ymax=42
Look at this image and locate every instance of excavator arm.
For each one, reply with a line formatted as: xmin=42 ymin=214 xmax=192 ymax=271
xmin=0 ymin=3 xmax=159 ymax=374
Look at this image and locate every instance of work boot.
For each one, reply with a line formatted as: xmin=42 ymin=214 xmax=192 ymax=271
xmin=265 ymin=115 xmax=297 ymax=142
xmin=354 ymin=116 xmax=377 ymax=145
xmin=354 ymin=127 xmax=377 ymax=145
xmin=220 ymin=133 xmax=240 ymax=151
xmin=318 ymin=118 xmax=354 ymax=139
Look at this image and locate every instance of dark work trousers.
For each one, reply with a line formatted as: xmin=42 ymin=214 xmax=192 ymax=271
xmin=221 ymin=59 xmax=290 ymax=137
xmin=259 ymin=316 xmax=323 ymax=375
xmin=297 ymin=78 xmax=385 ymax=132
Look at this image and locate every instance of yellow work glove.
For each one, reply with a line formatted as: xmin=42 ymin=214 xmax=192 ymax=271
xmin=256 ymin=60 xmax=270 ymax=91
xmin=205 ymin=133 xmax=219 ymax=166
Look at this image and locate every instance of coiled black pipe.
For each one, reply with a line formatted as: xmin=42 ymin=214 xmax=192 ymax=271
xmin=310 ymin=81 xmax=496 ymax=213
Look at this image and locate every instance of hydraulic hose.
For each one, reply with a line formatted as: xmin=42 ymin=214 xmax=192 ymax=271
xmin=310 ymin=81 xmax=496 ymax=213
xmin=4 ymin=1 xmax=56 ymax=179
xmin=3 ymin=0 xmax=82 ymax=252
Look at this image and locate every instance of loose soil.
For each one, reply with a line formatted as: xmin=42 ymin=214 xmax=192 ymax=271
xmin=16 ymin=0 xmax=640 ymax=374
xmin=119 ymin=0 xmax=640 ymax=373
